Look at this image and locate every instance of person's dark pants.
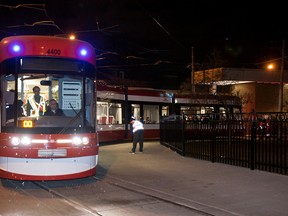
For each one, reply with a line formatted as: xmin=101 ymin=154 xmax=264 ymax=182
xmin=131 ymin=129 xmax=144 ymax=152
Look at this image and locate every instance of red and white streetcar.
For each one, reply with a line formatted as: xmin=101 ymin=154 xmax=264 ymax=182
xmin=97 ymin=84 xmax=242 ymax=143
xmin=0 ymin=35 xmax=98 ymax=180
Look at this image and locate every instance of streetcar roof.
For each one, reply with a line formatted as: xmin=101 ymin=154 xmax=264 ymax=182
xmin=0 ymin=35 xmax=96 ymax=66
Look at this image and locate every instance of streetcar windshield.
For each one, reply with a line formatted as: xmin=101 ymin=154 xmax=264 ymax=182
xmin=1 ymin=58 xmax=96 ymax=134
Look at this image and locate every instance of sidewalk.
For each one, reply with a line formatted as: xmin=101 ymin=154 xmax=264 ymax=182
xmin=98 ymin=141 xmax=288 ymax=216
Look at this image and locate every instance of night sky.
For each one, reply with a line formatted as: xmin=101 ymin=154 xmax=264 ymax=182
xmin=0 ymin=1 xmax=287 ymax=89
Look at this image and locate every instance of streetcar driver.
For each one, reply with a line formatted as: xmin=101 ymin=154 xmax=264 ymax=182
xmin=44 ymin=99 xmax=65 ymax=116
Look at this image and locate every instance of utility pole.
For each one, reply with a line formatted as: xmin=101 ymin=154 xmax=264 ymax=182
xmin=279 ymin=39 xmax=285 ymax=112
xmin=191 ymin=47 xmax=195 ymax=94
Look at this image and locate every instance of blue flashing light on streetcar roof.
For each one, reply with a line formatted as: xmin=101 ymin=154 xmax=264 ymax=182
xmin=80 ymin=48 xmax=88 ymax=56
xmin=12 ymin=44 xmax=21 ymax=53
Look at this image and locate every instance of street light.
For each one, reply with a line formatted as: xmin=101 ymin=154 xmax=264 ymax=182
xmin=267 ymin=63 xmax=274 ymax=70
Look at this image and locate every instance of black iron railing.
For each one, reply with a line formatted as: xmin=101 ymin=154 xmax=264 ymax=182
xmin=160 ymin=113 xmax=288 ymax=175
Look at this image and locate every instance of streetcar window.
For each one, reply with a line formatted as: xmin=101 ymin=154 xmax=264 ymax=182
xmin=1 ymin=72 xmax=96 ymax=131
xmin=109 ymin=103 xmax=122 ymax=124
xmin=97 ymin=102 xmax=122 ymax=124
xmin=161 ymin=106 xmax=169 ymax=117
xmin=131 ymin=104 xmax=140 ymax=120
xmin=143 ymin=105 xmax=159 ymax=124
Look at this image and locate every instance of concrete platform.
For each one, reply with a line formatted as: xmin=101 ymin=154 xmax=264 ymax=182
xmin=98 ymin=141 xmax=288 ymax=216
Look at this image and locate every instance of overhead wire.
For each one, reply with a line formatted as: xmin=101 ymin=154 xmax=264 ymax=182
xmin=134 ymin=0 xmax=185 ymax=49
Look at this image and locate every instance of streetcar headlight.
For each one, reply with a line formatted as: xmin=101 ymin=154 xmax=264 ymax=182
xmin=11 ymin=136 xmax=31 ymax=146
xmin=21 ymin=137 xmax=31 ymax=146
xmin=72 ymin=136 xmax=89 ymax=145
xmin=72 ymin=136 xmax=82 ymax=145
xmin=11 ymin=137 xmax=20 ymax=145
xmin=82 ymin=137 xmax=89 ymax=145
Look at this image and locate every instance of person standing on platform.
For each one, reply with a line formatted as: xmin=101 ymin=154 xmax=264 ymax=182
xmin=129 ymin=117 xmax=144 ymax=154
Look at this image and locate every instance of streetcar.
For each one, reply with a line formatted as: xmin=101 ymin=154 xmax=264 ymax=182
xmin=97 ymin=84 xmax=242 ymax=143
xmin=0 ymin=35 xmax=98 ymax=180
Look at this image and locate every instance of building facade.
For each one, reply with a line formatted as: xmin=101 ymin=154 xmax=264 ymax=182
xmin=193 ymin=68 xmax=288 ymax=113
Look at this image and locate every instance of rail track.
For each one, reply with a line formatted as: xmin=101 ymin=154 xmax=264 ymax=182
xmin=0 ymin=175 xmax=224 ymax=216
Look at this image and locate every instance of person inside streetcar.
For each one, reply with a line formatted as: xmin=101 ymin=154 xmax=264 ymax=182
xmin=44 ymin=99 xmax=65 ymax=116
xmin=26 ymin=86 xmax=46 ymax=116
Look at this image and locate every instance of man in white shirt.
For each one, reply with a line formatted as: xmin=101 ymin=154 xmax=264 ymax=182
xmin=129 ymin=117 xmax=144 ymax=154
xmin=26 ymin=86 xmax=46 ymax=116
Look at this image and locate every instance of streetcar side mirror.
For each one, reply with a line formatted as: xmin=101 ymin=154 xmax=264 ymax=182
xmin=40 ymin=80 xmax=52 ymax=86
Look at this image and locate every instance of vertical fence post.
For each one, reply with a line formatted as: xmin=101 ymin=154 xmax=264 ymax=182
xmin=250 ymin=120 xmax=256 ymax=170
xmin=211 ymin=120 xmax=216 ymax=163
xmin=181 ymin=120 xmax=185 ymax=156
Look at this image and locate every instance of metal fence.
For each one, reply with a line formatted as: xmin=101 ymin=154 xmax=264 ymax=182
xmin=160 ymin=113 xmax=288 ymax=175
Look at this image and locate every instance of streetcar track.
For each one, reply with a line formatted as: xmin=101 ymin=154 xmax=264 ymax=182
xmin=5 ymin=176 xmax=239 ymax=216
xmin=93 ymin=176 xmax=223 ymax=216
xmin=32 ymin=180 xmax=103 ymax=216
xmin=3 ymin=178 xmax=103 ymax=216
